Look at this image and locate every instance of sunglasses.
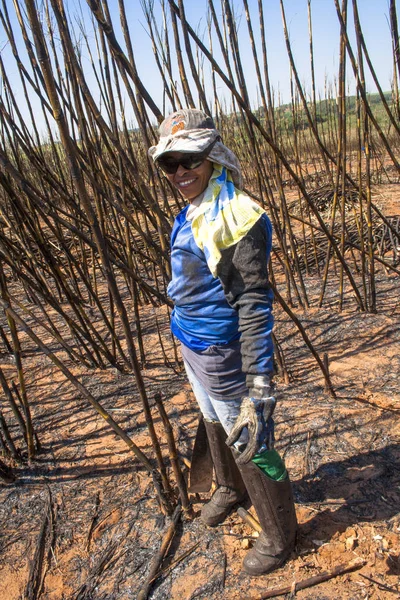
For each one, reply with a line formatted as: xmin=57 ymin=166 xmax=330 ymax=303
xmin=156 ymin=152 xmax=208 ymax=175
xmin=156 ymin=138 xmax=219 ymax=175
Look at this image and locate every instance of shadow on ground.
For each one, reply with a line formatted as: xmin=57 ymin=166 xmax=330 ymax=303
xmin=294 ymin=442 xmax=400 ymax=545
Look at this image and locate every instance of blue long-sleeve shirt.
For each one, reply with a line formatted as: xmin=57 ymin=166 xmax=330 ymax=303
xmin=167 ymin=205 xmax=274 ymax=380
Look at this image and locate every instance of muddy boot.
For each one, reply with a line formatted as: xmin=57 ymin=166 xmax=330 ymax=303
xmin=237 ymin=459 xmax=297 ymax=576
xmin=201 ymin=421 xmax=247 ymax=527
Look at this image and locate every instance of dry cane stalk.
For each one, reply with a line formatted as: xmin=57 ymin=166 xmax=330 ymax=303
xmin=137 ymin=504 xmax=182 ymax=600
xmin=0 ymin=0 xmax=398 ymax=497
xmin=154 ymin=392 xmax=193 ymax=517
xmin=248 ymin=557 xmax=366 ymax=599
xmin=168 ymin=0 xmax=367 ymax=311
xmin=237 ymin=507 xmax=262 ymax=533
xmin=0 ymin=298 xmax=172 ymax=513
xmin=26 ymin=0 xmax=173 ymax=503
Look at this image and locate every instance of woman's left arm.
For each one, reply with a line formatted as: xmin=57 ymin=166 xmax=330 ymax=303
xmin=216 ymin=214 xmax=274 ymax=391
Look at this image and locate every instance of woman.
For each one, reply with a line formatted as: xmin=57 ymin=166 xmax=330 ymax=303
xmin=149 ymin=109 xmax=297 ymax=576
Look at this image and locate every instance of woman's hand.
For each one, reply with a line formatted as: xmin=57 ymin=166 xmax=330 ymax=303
xmin=226 ymin=376 xmax=276 ymax=464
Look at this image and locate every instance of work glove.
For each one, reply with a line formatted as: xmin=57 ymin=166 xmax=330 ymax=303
xmin=226 ymin=375 xmax=276 ymax=465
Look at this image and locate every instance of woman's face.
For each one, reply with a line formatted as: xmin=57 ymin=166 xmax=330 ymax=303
xmin=163 ymin=154 xmax=214 ymax=201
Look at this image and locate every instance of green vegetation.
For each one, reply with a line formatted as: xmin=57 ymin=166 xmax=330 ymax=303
xmin=262 ymin=91 xmax=397 ymax=132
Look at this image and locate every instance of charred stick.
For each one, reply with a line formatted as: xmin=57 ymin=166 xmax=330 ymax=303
xmin=237 ymin=507 xmax=262 ymax=533
xmin=25 ymin=489 xmax=54 ymax=600
xmin=0 ymin=298 xmax=171 ymax=514
xmin=248 ymin=558 xmax=366 ymax=599
xmin=154 ymin=392 xmax=193 ymax=516
xmin=137 ymin=504 xmax=182 ymax=600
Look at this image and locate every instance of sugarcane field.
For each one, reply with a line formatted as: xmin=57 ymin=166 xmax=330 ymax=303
xmin=0 ymin=0 xmax=399 ymax=598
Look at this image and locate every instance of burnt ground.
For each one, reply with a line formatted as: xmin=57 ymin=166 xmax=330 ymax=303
xmin=0 ymin=191 xmax=399 ymax=599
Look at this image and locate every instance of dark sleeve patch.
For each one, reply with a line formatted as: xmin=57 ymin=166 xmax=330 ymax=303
xmin=216 ymin=217 xmax=270 ymax=306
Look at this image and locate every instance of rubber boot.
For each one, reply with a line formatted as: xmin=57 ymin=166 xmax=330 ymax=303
xmin=237 ymin=459 xmax=297 ymax=576
xmin=201 ymin=421 xmax=247 ymax=526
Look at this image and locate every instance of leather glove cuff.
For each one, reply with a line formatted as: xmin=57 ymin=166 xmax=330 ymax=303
xmin=246 ymin=374 xmax=273 ymax=399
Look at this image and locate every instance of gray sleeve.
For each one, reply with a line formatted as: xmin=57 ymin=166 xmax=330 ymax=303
xmin=216 ymin=217 xmax=274 ymax=381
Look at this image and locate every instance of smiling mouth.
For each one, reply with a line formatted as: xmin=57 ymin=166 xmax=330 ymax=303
xmin=177 ymin=178 xmax=196 ymax=188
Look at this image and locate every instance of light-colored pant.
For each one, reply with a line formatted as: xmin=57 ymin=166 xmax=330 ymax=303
xmin=183 ymin=358 xmax=247 ymax=443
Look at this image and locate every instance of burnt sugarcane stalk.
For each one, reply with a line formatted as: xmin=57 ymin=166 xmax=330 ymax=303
xmin=137 ymin=504 xmax=182 ymax=600
xmin=0 ymin=297 xmax=173 ymax=514
xmin=168 ymin=0 xmax=366 ymax=311
xmin=0 ymin=267 xmax=36 ymax=459
xmin=0 ymin=365 xmax=27 ymax=453
xmin=0 ymin=409 xmax=19 ymax=460
xmin=271 ymin=283 xmax=336 ymax=398
xmin=154 ymin=393 xmax=193 ymax=517
xmin=25 ymin=0 xmax=173 ymax=502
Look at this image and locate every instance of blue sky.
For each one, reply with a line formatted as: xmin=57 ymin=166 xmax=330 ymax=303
xmin=0 ymin=0 xmax=396 ymax=134
xmin=120 ymin=0 xmax=397 ymax=114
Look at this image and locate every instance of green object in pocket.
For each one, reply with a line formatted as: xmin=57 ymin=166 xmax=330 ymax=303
xmin=252 ymin=449 xmax=287 ymax=481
